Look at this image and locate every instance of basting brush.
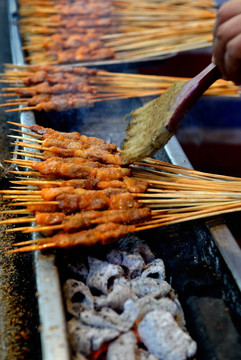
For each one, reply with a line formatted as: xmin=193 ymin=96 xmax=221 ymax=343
xmin=122 ymin=63 xmax=221 ymax=162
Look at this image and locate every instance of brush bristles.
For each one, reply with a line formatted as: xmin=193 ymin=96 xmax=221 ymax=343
xmin=121 ymin=83 xmax=185 ymax=162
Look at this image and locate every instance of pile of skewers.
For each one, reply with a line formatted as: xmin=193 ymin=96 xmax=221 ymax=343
xmin=18 ymin=0 xmax=217 ymax=64
xmin=1 ymin=122 xmax=241 ymax=253
xmin=0 ymin=64 xmax=239 ymax=113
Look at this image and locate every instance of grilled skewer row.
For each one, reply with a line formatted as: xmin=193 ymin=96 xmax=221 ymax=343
xmin=2 ymin=63 xmax=239 ymax=114
xmin=6 ymin=122 xmax=241 ymax=253
xmin=1 ymin=124 xmax=154 ymax=252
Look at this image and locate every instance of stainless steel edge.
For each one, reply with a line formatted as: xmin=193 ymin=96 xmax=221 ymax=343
xmin=35 ymin=249 xmax=71 ymax=360
xmin=207 ymin=218 xmax=241 ymax=293
xmin=8 ymin=0 xmax=24 ymax=65
xmin=164 ymin=136 xmax=193 ymax=168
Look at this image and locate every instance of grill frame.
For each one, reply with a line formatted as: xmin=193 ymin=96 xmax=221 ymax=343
xmin=6 ymin=0 xmax=241 ymax=358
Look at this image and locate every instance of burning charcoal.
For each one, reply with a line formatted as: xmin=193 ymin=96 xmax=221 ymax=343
xmin=141 ymin=259 xmax=165 ymax=280
xmin=63 ymin=279 xmax=94 ymax=318
xmin=106 ymin=331 xmax=137 ymax=360
xmin=138 ymin=310 xmax=197 ymax=360
xmin=94 ymin=279 xmax=137 ymax=311
xmin=81 ymin=299 xmax=139 ymax=333
xmin=137 ymin=295 xmax=185 ymax=328
xmin=138 ymin=348 xmax=158 ymax=360
xmin=130 ymin=277 xmax=171 ymax=298
xmin=68 ymin=317 xmax=119 ymax=356
xmin=87 ymin=256 xmax=124 ymax=294
xmin=107 ymin=249 xmax=145 ymax=278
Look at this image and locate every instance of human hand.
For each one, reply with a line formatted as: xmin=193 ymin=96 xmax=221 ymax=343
xmin=213 ymin=0 xmax=241 ymax=84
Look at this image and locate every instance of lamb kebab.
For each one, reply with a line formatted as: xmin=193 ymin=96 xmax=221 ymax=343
xmin=1 ymin=208 xmax=151 ymax=234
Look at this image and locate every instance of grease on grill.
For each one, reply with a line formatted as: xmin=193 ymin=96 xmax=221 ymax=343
xmin=62 ymin=238 xmax=197 ymax=359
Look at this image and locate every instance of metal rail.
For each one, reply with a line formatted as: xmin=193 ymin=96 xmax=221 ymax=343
xmin=8 ymin=1 xmax=71 ymax=358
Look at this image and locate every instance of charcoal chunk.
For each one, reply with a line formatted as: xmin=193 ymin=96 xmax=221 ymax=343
xmin=107 ymin=331 xmax=137 ymax=360
xmin=63 ymin=279 xmax=94 ymax=317
xmin=138 ymin=310 xmax=197 ymax=360
xmin=68 ymin=318 xmax=119 ymax=356
xmin=87 ymin=257 xmax=124 ymax=294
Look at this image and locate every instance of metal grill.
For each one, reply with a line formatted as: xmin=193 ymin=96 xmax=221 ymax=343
xmin=4 ymin=0 xmax=241 ymax=358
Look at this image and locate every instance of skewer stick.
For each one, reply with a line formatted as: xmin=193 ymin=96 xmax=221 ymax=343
xmin=7 ymin=121 xmax=30 ymax=129
xmin=5 ymin=159 xmax=35 ymax=167
xmin=5 ymin=226 xmax=35 ymax=233
xmin=6 ymin=201 xmax=58 ymax=206
xmin=0 ymin=216 xmax=36 ymax=225
xmin=6 ymin=107 xmax=37 ymax=112
xmin=0 ymin=189 xmax=40 ymax=194
xmin=3 ymin=196 xmax=42 ymax=201
xmin=23 ymin=224 xmax=63 ymax=233
xmin=0 ymin=209 xmax=32 ymax=214
xmin=8 ymin=135 xmax=42 ymax=143
xmin=9 ymin=128 xmax=42 ymax=138
xmin=8 ymin=170 xmax=41 ymax=177
xmin=10 ymin=141 xmax=43 ymax=150
xmin=136 ymin=203 xmax=241 ymax=231
xmin=0 ymin=102 xmax=27 ymax=107
xmin=8 ymin=242 xmax=55 ymax=253
xmin=10 ymin=186 xmax=38 ymax=190
xmin=13 ymin=239 xmax=40 ymax=246
xmin=11 ymin=151 xmax=44 ymax=159
xmin=10 ymin=180 xmax=62 ymax=186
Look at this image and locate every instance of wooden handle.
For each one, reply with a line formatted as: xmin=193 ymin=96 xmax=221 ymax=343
xmin=166 ymin=63 xmax=221 ymax=132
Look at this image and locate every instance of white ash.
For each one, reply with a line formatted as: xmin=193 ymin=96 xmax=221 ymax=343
xmin=68 ymin=317 xmax=120 ymax=356
xmin=63 ymin=279 xmax=94 ymax=318
xmin=63 ymin=239 xmax=196 ymax=359
xmin=106 ymin=331 xmax=137 ymax=360
xmin=107 ymin=249 xmax=145 ymax=278
xmin=130 ymin=277 xmax=172 ymax=298
xmin=94 ymin=279 xmax=137 ymax=311
xmin=80 ymin=299 xmax=139 ymax=333
xmin=136 ymin=295 xmax=185 ymax=327
xmin=87 ymin=256 xmax=124 ymax=294
xmin=138 ymin=310 xmax=197 ymax=360
xmin=141 ymin=258 xmax=165 ymax=280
